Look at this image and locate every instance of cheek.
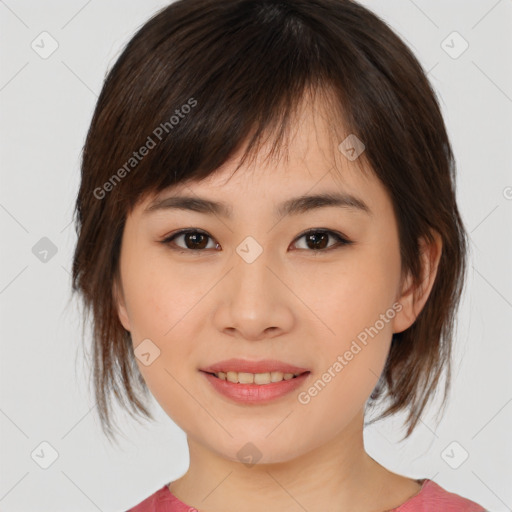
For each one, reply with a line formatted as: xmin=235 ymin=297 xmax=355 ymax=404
xmin=122 ymin=249 xmax=205 ymax=340
xmin=120 ymin=250 xmax=212 ymax=418
xmin=297 ymin=245 xmax=399 ymax=401
xmin=301 ymin=251 xmax=399 ymax=344
xmin=294 ymin=275 xmax=395 ymax=440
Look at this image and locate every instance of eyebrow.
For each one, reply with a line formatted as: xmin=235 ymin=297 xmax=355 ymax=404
xmin=144 ymin=191 xmax=371 ymax=219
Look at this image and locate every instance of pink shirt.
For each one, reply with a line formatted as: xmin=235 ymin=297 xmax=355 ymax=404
xmin=126 ymin=478 xmax=487 ymax=511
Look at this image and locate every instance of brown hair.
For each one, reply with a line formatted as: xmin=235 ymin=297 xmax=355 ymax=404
xmin=71 ymin=0 xmax=468 ymax=444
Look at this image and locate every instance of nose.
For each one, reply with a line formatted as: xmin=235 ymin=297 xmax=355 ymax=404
xmin=212 ymin=246 xmax=295 ymax=341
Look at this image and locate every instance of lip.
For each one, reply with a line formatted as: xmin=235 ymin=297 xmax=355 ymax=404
xmin=200 ymin=358 xmax=310 ymax=375
xmin=201 ymin=371 xmax=311 ymax=404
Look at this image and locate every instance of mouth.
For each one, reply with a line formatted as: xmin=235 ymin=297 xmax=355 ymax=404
xmin=201 ymin=370 xmax=310 ymax=385
xmin=199 ymin=358 xmax=311 ymax=386
xmin=200 ymin=368 xmax=311 ymax=404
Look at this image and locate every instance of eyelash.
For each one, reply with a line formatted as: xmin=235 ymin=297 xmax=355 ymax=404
xmin=160 ymin=228 xmax=353 ymax=254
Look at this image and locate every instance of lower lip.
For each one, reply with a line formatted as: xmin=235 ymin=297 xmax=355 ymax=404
xmin=200 ymin=371 xmax=310 ymax=404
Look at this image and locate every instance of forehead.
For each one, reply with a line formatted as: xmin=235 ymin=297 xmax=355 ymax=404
xmin=137 ymin=89 xmax=387 ymax=217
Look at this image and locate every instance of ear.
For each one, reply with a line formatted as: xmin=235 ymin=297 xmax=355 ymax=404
xmin=113 ymin=277 xmax=131 ymax=332
xmin=392 ymin=231 xmax=443 ymax=334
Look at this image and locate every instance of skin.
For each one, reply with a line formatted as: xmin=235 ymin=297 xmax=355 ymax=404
xmin=114 ymin=94 xmax=442 ymax=512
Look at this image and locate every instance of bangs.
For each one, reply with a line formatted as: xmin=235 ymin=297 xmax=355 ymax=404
xmin=85 ymin=0 xmax=382 ymax=215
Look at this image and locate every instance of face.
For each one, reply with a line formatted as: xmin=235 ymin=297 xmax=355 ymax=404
xmin=113 ymin=97 xmax=433 ymax=464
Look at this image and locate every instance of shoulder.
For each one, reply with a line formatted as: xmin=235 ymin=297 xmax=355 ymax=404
xmin=393 ymin=479 xmax=487 ymax=512
xmin=125 ymin=483 xmax=185 ymax=512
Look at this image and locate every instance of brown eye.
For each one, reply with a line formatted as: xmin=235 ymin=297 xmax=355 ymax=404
xmin=162 ymin=229 xmax=218 ymax=251
xmin=292 ymin=229 xmax=352 ymax=251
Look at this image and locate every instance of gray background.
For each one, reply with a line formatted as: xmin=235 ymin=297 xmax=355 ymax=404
xmin=1 ymin=0 xmax=511 ymax=510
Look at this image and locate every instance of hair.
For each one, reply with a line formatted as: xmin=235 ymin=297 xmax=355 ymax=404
xmin=71 ymin=0 xmax=468 ymax=445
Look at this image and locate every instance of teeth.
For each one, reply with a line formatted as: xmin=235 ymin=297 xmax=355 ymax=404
xmin=214 ymin=371 xmax=302 ymax=385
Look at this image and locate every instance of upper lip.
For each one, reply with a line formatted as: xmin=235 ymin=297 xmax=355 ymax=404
xmin=200 ymin=358 xmax=310 ymax=375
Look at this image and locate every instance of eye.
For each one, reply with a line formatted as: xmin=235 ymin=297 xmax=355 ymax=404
xmin=291 ymin=229 xmax=353 ymax=252
xmin=161 ymin=229 xmax=220 ymax=252
xmin=160 ymin=228 xmax=353 ymax=253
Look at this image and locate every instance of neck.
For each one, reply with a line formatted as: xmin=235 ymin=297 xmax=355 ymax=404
xmin=168 ymin=409 xmax=416 ymax=512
